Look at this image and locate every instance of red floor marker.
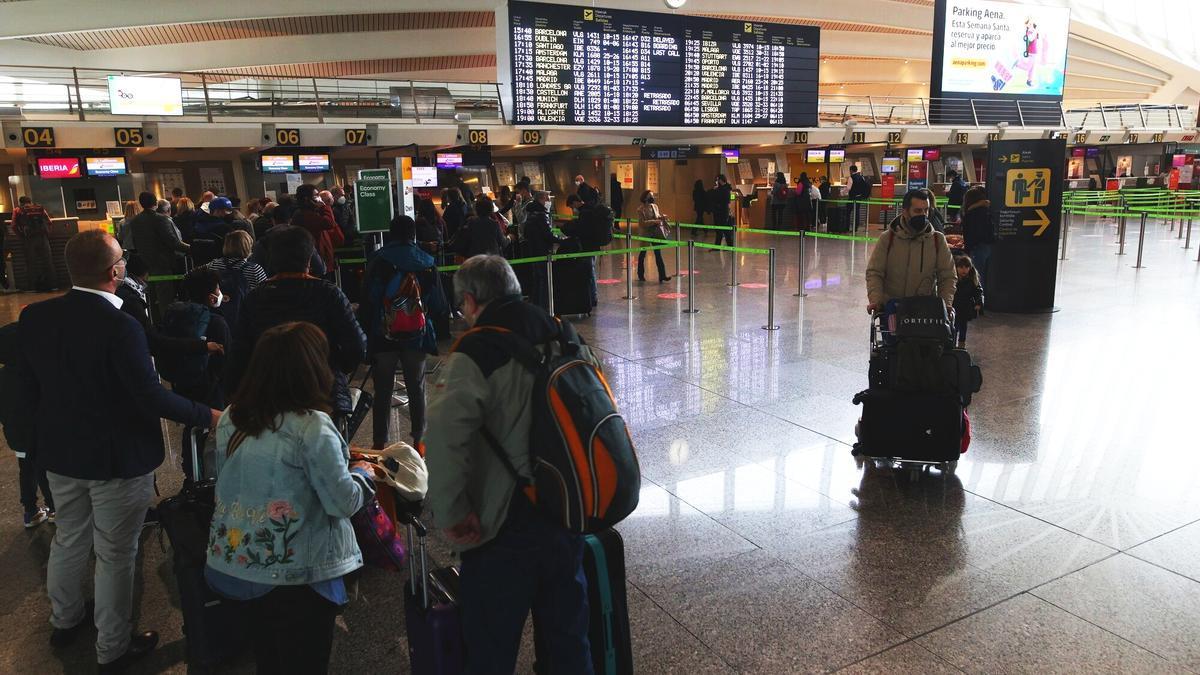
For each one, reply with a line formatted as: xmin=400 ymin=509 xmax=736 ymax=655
xmin=676 ymin=270 xmax=700 ymax=276
xmin=739 ymin=282 xmax=768 ymax=289
xmin=657 ymin=292 xmax=687 ymax=299
xmin=597 ymin=278 xmax=622 ymax=285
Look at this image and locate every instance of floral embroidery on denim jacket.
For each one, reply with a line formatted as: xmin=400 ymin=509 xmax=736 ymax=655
xmin=209 ymin=499 xmax=302 ymax=569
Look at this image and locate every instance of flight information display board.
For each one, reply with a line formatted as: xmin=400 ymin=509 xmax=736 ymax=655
xmin=508 ymin=1 xmax=819 ymax=127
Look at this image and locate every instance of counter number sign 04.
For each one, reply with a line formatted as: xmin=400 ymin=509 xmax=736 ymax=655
xmin=344 ymin=129 xmax=367 ymax=146
xmin=520 ymin=129 xmax=544 ymax=145
xmin=22 ymin=127 xmax=55 ymax=148
xmin=275 ymin=128 xmax=301 ymax=147
xmin=114 ymin=127 xmax=144 ymax=148
xmin=468 ymin=129 xmax=489 ymax=147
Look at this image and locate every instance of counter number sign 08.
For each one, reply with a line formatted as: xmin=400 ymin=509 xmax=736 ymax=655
xmin=344 ymin=129 xmax=367 ymax=146
xmin=275 ymin=128 xmax=301 ymax=146
xmin=468 ymin=129 xmax=488 ymax=146
xmin=22 ymin=127 xmax=55 ymax=148
xmin=114 ymin=127 xmax=144 ymax=147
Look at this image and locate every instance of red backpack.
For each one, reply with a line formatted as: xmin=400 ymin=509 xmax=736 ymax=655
xmin=382 ymin=271 xmax=426 ymax=341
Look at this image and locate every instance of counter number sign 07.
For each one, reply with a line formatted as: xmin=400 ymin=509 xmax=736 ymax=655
xmin=22 ymin=127 xmax=55 ymax=148
xmin=344 ymin=129 xmax=367 ymax=146
xmin=275 ymin=128 xmax=301 ymax=146
xmin=114 ymin=127 xmax=144 ymax=147
xmin=468 ymin=129 xmax=489 ymax=147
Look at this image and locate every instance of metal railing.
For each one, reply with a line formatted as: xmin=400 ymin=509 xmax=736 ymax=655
xmin=0 ymin=64 xmax=1195 ymax=131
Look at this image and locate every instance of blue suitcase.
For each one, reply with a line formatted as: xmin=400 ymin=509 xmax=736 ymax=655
xmin=403 ymin=515 xmax=465 ymax=675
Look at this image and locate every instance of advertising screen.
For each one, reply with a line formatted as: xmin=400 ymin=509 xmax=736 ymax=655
xmin=37 ymin=157 xmax=82 ymax=179
xmin=881 ymin=157 xmax=903 ymax=174
xmin=827 ymin=149 xmax=846 ymax=163
xmin=411 ymin=166 xmax=438 ymax=188
xmin=85 ymin=157 xmax=127 ymax=177
xmin=723 ymin=148 xmax=740 ymax=164
xmin=298 ymin=154 xmax=331 ymax=173
xmin=933 ymin=0 xmax=1071 ymax=99
xmin=509 ymin=0 xmax=820 ymax=127
xmin=107 ymin=76 xmax=184 ymax=116
xmin=261 ymin=155 xmax=295 ymax=173
xmin=906 ymin=148 xmax=925 ymax=163
xmin=924 ymin=148 xmax=942 ymax=161
xmin=436 ymin=153 xmax=463 ymax=169
xmin=806 ymin=149 xmax=826 ymax=163
xmin=1085 ymin=147 xmax=1101 ymax=158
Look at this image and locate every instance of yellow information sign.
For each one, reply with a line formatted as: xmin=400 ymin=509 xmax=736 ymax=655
xmin=1005 ymin=168 xmax=1050 ymax=208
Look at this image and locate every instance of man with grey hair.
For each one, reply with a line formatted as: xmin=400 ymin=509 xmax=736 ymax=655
xmin=424 ymin=254 xmax=598 ymax=673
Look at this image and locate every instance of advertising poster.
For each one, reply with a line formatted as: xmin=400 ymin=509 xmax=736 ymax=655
xmin=1116 ymin=156 xmax=1132 ymax=177
xmin=646 ymin=161 xmax=659 ymax=193
xmin=907 ymin=161 xmax=928 ymax=190
xmin=615 ymin=162 xmax=635 ymax=189
xmin=985 ymin=137 xmax=1065 ymax=312
xmin=1180 ymin=164 xmax=1195 ymax=184
xmin=399 ymin=157 xmax=415 ymax=220
xmin=737 ymin=160 xmax=754 ymax=182
xmin=1067 ymin=157 xmax=1084 ymax=179
xmin=519 ymin=161 xmax=543 ymax=188
xmin=494 ymin=162 xmax=516 ymax=188
xmin=938 ymin=0 xmax=1070 ymax=97
xmin=1172 ymin=154 xmax=1188 ymax=168
xmin=285 ymin=173 xmax=303 ymax=195
xmin=107 ymin=76 xmax=184 ymax=116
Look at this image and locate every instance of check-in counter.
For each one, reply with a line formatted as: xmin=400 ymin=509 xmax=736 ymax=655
xmin=2 ymin=216 xmax=80 ymax=290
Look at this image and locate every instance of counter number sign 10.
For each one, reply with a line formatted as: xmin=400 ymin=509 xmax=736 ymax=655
xmin=344 ymin=129 xmax=367 ymax=146
xmin=275 ymin=128 xmax=301 ymax=147
xmin=114 ymin=127 xmax=144 ymax=147
xmin=468 ymin=129 xmax=489 ymax=147
xmin=22 ymin=127 xmax=55 ymax=148
xmin=792 ymin=131 xmax=809 ymax=144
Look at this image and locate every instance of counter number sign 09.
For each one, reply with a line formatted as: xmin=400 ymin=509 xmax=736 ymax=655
xmin=114 ymin=127 xmax=144 ymax=147
xmin=275 ymin=128 xmax=301 ymax=146
xmin=22 ymin=127 xmax=55 ymax=148
xmin=344 ymin=129 xmax=367 ymax=146
xmin=520 ymin=129 xmax=543 ymax=145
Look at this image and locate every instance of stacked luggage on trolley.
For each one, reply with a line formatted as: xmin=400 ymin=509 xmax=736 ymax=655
xmin=852 ymin=296 xmax=982 ymax=473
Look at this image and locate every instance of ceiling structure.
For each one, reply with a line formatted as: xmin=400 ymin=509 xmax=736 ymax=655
xmin=0 ymin=0 xmax=1195 ymax=107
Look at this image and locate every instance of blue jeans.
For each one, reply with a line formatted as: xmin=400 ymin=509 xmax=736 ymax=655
xmin=969 ymin=243 xmax=992 ymax=294
xmin=460 ymin=496 xmax=592 ymax=675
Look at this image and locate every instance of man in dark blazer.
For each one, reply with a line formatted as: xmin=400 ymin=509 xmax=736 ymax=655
xmin=17 ymin=230 xmax=219 ymax=673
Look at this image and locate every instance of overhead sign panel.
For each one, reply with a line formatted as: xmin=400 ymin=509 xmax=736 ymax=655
xmin=509 ymin=0 xmax=819 ymax=127
xmin=107 ymin=76 xmax=184 ymax=116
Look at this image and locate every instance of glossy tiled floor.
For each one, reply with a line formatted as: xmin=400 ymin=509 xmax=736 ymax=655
xmin=0 ymin=213 xmax=1198 ymax=673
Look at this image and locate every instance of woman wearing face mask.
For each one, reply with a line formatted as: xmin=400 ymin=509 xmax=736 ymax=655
xmin=636 ymin=190 xmax=672 ymax=283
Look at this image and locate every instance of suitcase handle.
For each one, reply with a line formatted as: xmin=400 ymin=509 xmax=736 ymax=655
xmin=186 ymin=426 xmax=206 ymax=483
xmin=403 ymin=514 xmax=431 ymax=610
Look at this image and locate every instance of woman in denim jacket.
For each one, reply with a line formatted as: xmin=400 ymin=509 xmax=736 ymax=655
xmin=205 ymin=321 xmax=375 ymax=672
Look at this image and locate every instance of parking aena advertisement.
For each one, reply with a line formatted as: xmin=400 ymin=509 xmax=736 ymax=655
xmin=939 ymin=0 xmax=1070 ymax=98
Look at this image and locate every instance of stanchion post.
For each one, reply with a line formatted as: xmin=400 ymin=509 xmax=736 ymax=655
xmin=1185 ymin=218 xmax=1193 ymax=250
xmin=674 ymin=221 xmax=681 ymax=277
xmin=334 ymin=265 xmax=343 ymax=289
xmin=622 ymin=230 xmax=636 ymax=300
xmin=1059 ymin=207 xmax=1069 ymax=261
xmin=1117 ymin=209 xmax=1127 ymax=255
xmin=1134 ymin=211 xmax=1147 ymax=269
xmin=1179 ymin=213 xmax=1186 ymax=239
xmin=545 ymin=253 xmax=555 ymax=317
xmin=762 ymin=247 xmax=779 ymax=331
xmin=794 ymin=231 xmax=807 ymax=297
xmin=728 ymin=223 xmax=739 ymax=287
xmin=683 ymin=240 xmax=699 ymax=314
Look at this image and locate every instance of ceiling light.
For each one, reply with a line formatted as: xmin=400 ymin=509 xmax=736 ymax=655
xmin=664 ymin=0 xmax=686 ymax=7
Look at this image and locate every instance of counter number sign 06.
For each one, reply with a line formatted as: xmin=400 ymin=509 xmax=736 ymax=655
xmin=468 ymin=129 xmax=488 ymax=147
xmin=344 ymin=129 xmax=367 ymax=146
xmin=22 ymin=127 xmax=55 ymax=148
xmin=114 ymin=127 xmax=144 ymax=147
xmin=275 ymin=128 xmax=301 ymax=146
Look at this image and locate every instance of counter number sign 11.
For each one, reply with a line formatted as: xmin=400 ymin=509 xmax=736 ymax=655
xmin=344 ymin=129 xmax=367 ymax=146
xmin=850 ymin=131 xmax=865 ymax=144
xmin=114 ymin=127 xmax=144 ymax=148
xmin=21 ymin=127 xmax=55 ymax=148
xmin=275 ymin=128 xmax=301 ymax=147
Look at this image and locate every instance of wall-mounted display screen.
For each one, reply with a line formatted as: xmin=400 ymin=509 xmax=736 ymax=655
xmin=932 ymin=0 xmax=1070 ymax=100
xmin=723 ymin=148 xmax=740 ymax=164
xmin=906 ymin=148 xmax=925 ymax=163
xmin=806 ymin=149 xmax=826 ymax=163
xmin=1085 ymin=147 xmax=1101 ymax=158
xmin=298 ymin=154 xmax=330 ymax=173
xmin=85 ymin=157 xmax=127 ymax=177
xmin=261 ymin=155 xmax=295 ymax=173
xmin=827 ymin=149 xmax=846 ymax=163
xmin=411 ymin=166 xmax=438 ymax=188
xmin=924 ymin=148 xmax=942 ymax=161
xmin=37 ymin=157 xmax=82 ymax=179
xmin=508 ymin=0 xmax=819 ymax=127
xmin=881 ymin=157 xmax=903 ymax=174
xmin=436 ymin=153 xmax=463 ymax=169
xmin=107 ymin=76 xmax=184 ymax=116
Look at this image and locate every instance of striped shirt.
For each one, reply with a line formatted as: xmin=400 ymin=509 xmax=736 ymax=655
xmin=204 ymin=257 xmax=267 ymax=290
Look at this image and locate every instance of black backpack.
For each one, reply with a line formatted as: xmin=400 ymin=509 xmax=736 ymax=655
xmin=158 ymin=302 xmax=211 ymax=387
xmin=16 ymin=205 xmax=50 ymax=235
xmin=588 ymin=204 xmax=615 ymax=247
xmin=215 ymin=259 xmax=251 ymax=335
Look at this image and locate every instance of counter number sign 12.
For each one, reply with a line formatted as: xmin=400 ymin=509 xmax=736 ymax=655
xmin=344 ymin=129 xmax=367 ymax=146
xmin=114 ymin=127 xmax=144 ymax=148
xmin=22 ymin=127 xmax=55 ymax=148
xmin=275 ymin=128 xmax=301 ymax=146
xmin=887 ymin=132 xmax=902 ymax=144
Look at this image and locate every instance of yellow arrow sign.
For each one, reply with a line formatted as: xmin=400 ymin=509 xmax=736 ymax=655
xmin=1024 ymin=208 xmax=1051 ymax=236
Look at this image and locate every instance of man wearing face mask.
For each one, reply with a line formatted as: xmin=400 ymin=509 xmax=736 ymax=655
xmin=330 ymin=186 xmax=356 ymax=244
xmin=866 ymin=189 xmax=957 ymax=315
xmin=523 ymin=191 xmax=564 ymax=310
xmin=424 ymin=255 xmax=598 ymax=674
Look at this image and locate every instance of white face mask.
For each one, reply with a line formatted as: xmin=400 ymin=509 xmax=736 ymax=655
xmin=575 ymin=180 xmax=583 ymax=187
xmin=336 ymin=196 xmax=346 ymax=205
xmin=212 ymin=291 xmax=223 ymax=308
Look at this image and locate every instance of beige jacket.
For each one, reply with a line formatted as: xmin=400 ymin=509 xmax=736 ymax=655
xmin=866 ymin=219 xmax=957 ymax=308
xmin=637 ymin=202 xmax=667 ymax=238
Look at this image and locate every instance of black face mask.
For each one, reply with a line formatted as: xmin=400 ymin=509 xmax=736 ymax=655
xmin=906 ymin=214 xmax=928 ymax=231
xmin=646 ymin=196 xmax=655 ymax=203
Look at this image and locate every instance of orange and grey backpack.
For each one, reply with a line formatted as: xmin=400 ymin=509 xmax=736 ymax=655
xmin=455 ymin=318 xmax=640 ymax=533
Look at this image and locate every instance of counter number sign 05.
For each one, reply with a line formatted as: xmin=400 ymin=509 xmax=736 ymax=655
xmin=344 ymin=129 xmax=367 ymax=146
xmin=22 ymin=127 xmax=55 ymax=148
xmin=114 ymin=127 xmax=144 ymax=148
xmin=468 ymin=129 xmax=489 ymax=147
xmin=275 ymin=128 xmax=301 ymax=147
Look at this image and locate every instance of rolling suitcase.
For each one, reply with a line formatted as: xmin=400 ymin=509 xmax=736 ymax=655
xmin=584 ymin=529 xmax=634 ymax=675
xmin=552 ymin=257 xmax=594 ymax=317
xmin=157 ymin=428 xmax=247 ymax=670
xmin=852 ymin=388 xmax=963 ymax=463
xmin=403 ymin=515 xmax=465 ymax=675
xmin=826 ymin=205 xmax=848 ymax=233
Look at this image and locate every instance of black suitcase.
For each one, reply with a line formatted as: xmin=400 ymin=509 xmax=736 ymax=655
xmin=827 ymin=205 xmax=848 ymax=233
xmin=869 ymin=345 xmax=981 ymax=406
xmin=157 ymin=429 xmax=247 ymax=669
xmin=583 ymin=529 xmax=633 ymax=675
xmin=552 ymin=257 xmax=594 ymax=317
xmin=852 ymin=388 xmax=962 ymax=463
